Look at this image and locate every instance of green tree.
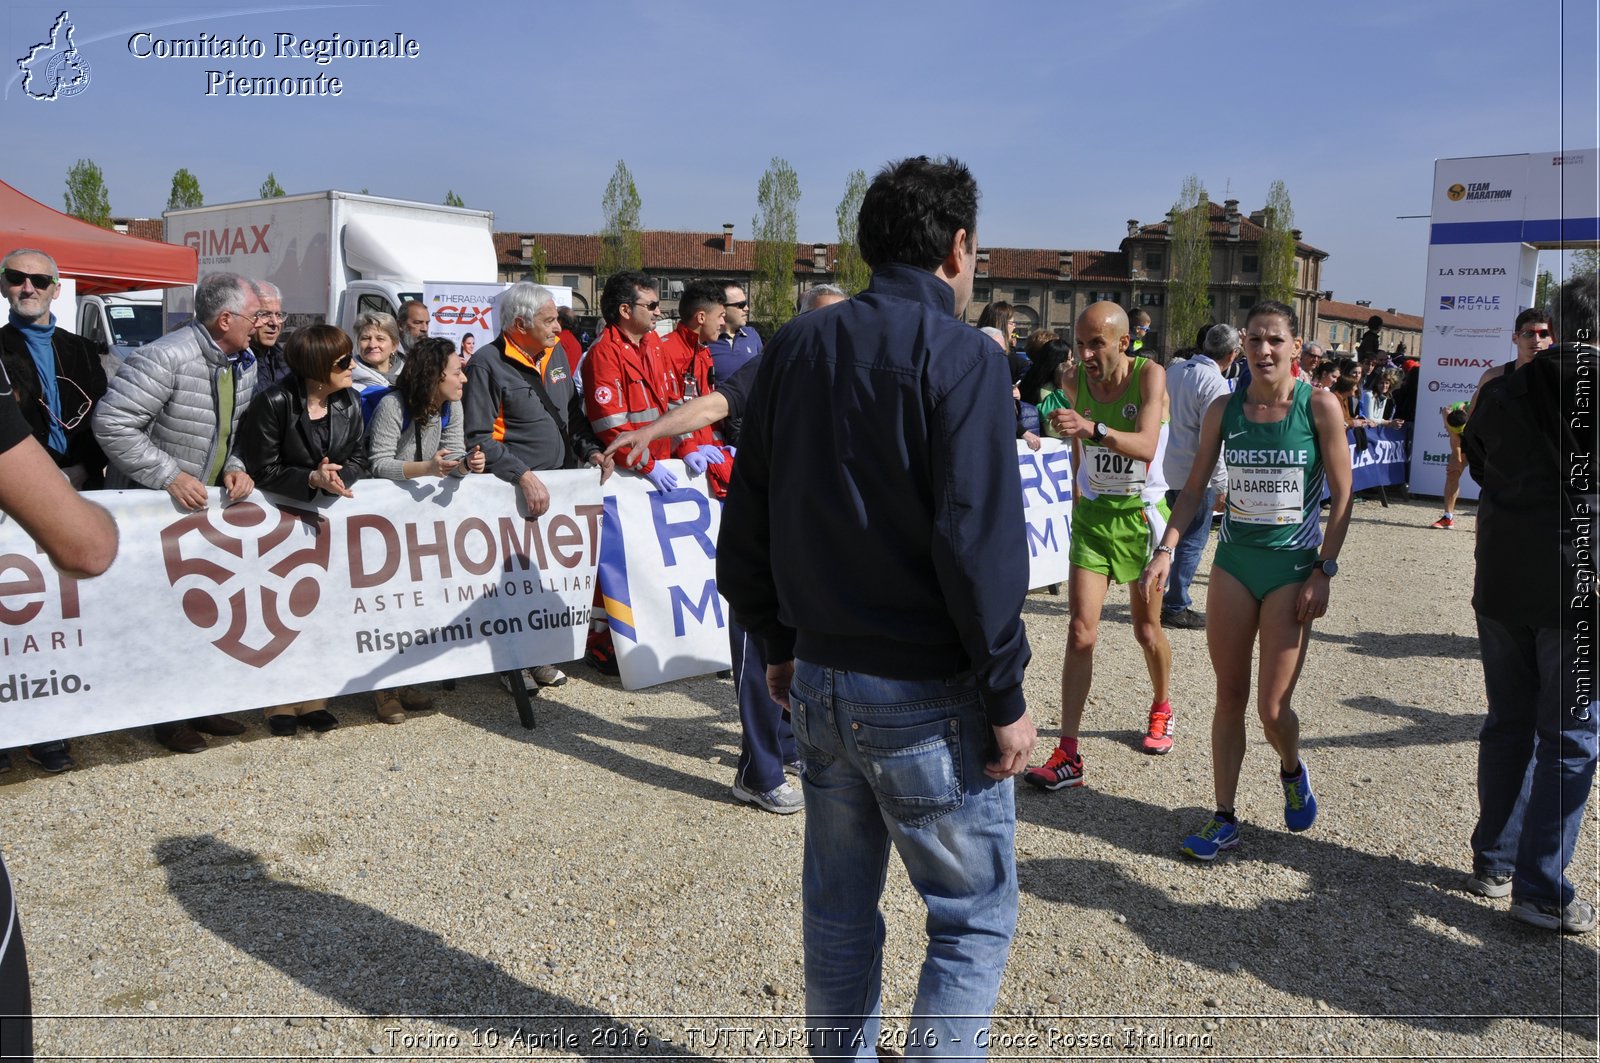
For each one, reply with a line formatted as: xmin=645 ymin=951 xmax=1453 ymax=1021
xmin=63 ymin=158 xmax=111 ymax=228
xmin=833 ymin=169 xmax=871 ymax=295
xmin=597 ymin=160 xmax=643 ymax=285
xmin=751 ymin=157 xmax=801 ymax=329
xmin=166 ymin=168 xmax=203 ymax=211
xmin=1166 ymin=174 xmax=1212 ymax=351
xmin=1534 ymin=268 xmax=1555 ymax=310
xmin=1258 ymin=180 xmax=1297 ymax=304
xmin=259 ymin=172 xmax=286 ymax=199
xmin=1571 ymin=247 xmax=1600 ymax=279
xmin=444 ymin=189 xmax=465 ymax=207
xmin=528 ymin=242 xmax=548 ymax=284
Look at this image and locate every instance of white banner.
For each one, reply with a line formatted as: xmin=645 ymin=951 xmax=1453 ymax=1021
xmin=598 ymin=462 xmax=731 ymax=691
xmin=1017 ymin=438 xmax=1074 ymax=588
xmin=596 ymin=442 xmax=1076 ymax=692
xmin=0 ymin=474 xmax=601 ymax=748
xmin=1414 ymin=239 xmax=1535 ymax=498
xmin=2 ymin=442 xmax=1078 ymax=738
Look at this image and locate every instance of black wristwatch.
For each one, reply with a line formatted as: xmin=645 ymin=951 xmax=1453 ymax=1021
xmin=1316 ymin=558 xmax=1339 ymax=578
xmin=1091 ymin=421 xmax=1109 ymax=442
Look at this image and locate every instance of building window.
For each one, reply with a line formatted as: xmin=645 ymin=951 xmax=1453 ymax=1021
xmin=1242 ymin=254 xmax=1259 ymax=273
xmin=1087 ymin=290 xmax=1122 ymax=304
xmin=1014 ymin=288 xmax=1031 ymax=302
xmin=974 ymin=286 xmax=992 ymax=302
xmin=1238 ymin=295 xmax=1253 ymax=310
xmin=562 ymin=274 xmax=579 ymax=288
xmin=1145 ymin=252 xmax=1164 ymax=270
xmin=1137 ymin=292 xmax=1164 ymax=307
xmin=1054 ymin=289 xmax=1072 ymax=303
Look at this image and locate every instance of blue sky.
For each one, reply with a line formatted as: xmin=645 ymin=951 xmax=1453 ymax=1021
xmin=3 ymin=0 xmax=1596 ymax=313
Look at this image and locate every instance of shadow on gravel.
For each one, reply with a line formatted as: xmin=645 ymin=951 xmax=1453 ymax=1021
xmin=155 ymin=834 xmax=714 ymax=1060
xmin=1313 ymin=630 xmax=1480 ymax=660
xmin=1016 ymin=787 xmax=1597 ymax=1041
xmin=1297 ymin=694 xmax=1480 ymax=751
xmin=455 ymin=692 xmax=733 ymax=806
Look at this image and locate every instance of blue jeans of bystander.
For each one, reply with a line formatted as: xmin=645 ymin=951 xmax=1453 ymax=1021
xmin=1162 ymin=487 xmax=1218 ymax=616
xmin=1471 ymin=613 xmax=1598 ymax=906
xmin=788 ymin=661 xmax=1018 ymax=1062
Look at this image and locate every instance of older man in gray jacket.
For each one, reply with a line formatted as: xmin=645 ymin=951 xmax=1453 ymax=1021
xmin=92 ymin=272 xmax=261 ymax=753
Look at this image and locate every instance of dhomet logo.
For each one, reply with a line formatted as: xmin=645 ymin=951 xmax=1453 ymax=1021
xmin=1446 ymin=181 xmax=1514 ymax=202
xmin=162 ymin=503 xmax=331 ymax=668
xmin=17 ymin=10 xmax=91 ymax=101
xmin=1439 ymin=295 xmax=1501 ymax=312
xmin=1553 ymin=154 xmax=1586 ymax=166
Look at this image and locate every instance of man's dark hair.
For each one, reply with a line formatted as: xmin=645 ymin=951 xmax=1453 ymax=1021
xmin=557 ymin=305 xmax=577 ymax=330
xmin=1553 ymin=274 xmax=1597 ymax=342
xmin=1446 ymin=406 xmax=1469 ymax=429
xmin=1512 ymin=307 xmax=1548 ymax=331
xmin=600 ymin=270 xmax=653 ymax=326
xmin=679 ymin=278 xmax=725 ymax=321
xmin=857 ymin=156 xmax=978 ymax=271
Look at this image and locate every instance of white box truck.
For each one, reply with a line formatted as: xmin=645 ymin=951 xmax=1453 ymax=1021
xmin=76 ymin=289 xmax=165 ymax=361
xmin=161 ymin=191 xmax=497 ymax=334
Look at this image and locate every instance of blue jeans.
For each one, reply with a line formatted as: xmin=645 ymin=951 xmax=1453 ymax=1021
xmin=788 ymin=662 xmax=1018 ymax=1062
xmin=1471 ymin=614 xmax=1598 ymax=906
xmin=731 ymin=617 xmax=797 ymax=793
xmin=1162 ymin=487 xmax=1218 ymax=615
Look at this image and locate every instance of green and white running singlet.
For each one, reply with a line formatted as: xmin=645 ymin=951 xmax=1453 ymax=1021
xmin=1219 ymin=378 xmax=1325 ymax=552
xmin=1074 ymin=357 xmax=1165 ymax=510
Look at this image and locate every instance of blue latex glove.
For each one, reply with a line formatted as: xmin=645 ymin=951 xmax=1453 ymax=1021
xmin=694 ymin=444 xmax=725 ymax=464
xmin=643 ymin=463 xmax=679 ymax=493
xmin=684 ymin=450 xmax=712 ymax=475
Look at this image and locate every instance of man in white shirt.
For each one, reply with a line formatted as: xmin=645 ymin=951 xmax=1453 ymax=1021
xmin=1160 ymin=322 xmax=1239 ymax=628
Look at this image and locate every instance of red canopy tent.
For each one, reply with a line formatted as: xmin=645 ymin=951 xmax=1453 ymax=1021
xmin=0 ymin=179 xmax=195 ymax=295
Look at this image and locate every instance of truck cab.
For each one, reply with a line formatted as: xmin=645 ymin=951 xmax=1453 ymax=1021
xmin=77 ymin=289 xmax=165 ymax=376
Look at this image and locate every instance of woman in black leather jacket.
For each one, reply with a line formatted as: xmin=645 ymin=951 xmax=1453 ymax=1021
xmin=237 ymin=325 xmax=370 ymax=736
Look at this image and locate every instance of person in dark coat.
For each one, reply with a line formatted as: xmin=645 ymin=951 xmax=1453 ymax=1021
xmin=236 ymin=325 xmax=370 ymax=736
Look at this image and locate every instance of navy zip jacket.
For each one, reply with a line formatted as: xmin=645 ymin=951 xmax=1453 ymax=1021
xmin=717 ymin=263 xmax=1032 ymax=725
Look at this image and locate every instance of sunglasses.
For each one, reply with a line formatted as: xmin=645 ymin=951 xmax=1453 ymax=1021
xmin=1517 ymin=328 xmax=1552 ymax=339
xmin=332 ymin=354 xmax=354 ymax=371
xmin=3 ymin=268 xmax=57 ymax=289
xmin=725 ymin=300 xmax=749 ymax=310
xmin=629 ymin=300 xmax=660 ymax=312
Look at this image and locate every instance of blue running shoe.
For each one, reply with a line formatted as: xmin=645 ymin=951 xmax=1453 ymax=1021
xmin=1181 ymin=816 xmax=1240 ymax=861
xmin=1282 ymin=761 xmax=1317 ymax=832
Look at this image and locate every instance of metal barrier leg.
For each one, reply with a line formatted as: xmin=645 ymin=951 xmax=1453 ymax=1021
xmin=502 ymin=671 xmax=537 ymax=729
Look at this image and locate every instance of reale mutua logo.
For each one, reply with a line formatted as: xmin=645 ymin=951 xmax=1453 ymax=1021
xmin=17 ymin=10 xmax=91 ymax=101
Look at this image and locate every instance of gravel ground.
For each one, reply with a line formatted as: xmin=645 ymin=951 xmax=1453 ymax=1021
xmin=3 ymin=496 xmax=1596 ymax=1061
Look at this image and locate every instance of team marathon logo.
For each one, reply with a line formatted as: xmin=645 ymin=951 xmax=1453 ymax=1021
xmin=1446 ymin=181 xmax=1513 ymax=202
xmin=17 ymin=10 xmax=92 ymax=101
xmin=161 ymin=503 xmax=331 ymax=668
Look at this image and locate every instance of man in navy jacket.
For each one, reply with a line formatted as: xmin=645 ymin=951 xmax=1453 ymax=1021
xmin=718 ymin=155 xmax=1036 ymax=1058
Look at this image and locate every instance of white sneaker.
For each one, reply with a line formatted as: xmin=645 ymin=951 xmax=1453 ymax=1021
xmin=731 ymin=779 xmax=804 ymax=814
xmin=530 ymin=665 xmax=567 ymax=687
xmin=498 ymin=666 xmax=568 ymax=693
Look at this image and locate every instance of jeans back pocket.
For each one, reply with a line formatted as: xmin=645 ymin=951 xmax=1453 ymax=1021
xmin=850 ymin=716 xmax=964 ymax=828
